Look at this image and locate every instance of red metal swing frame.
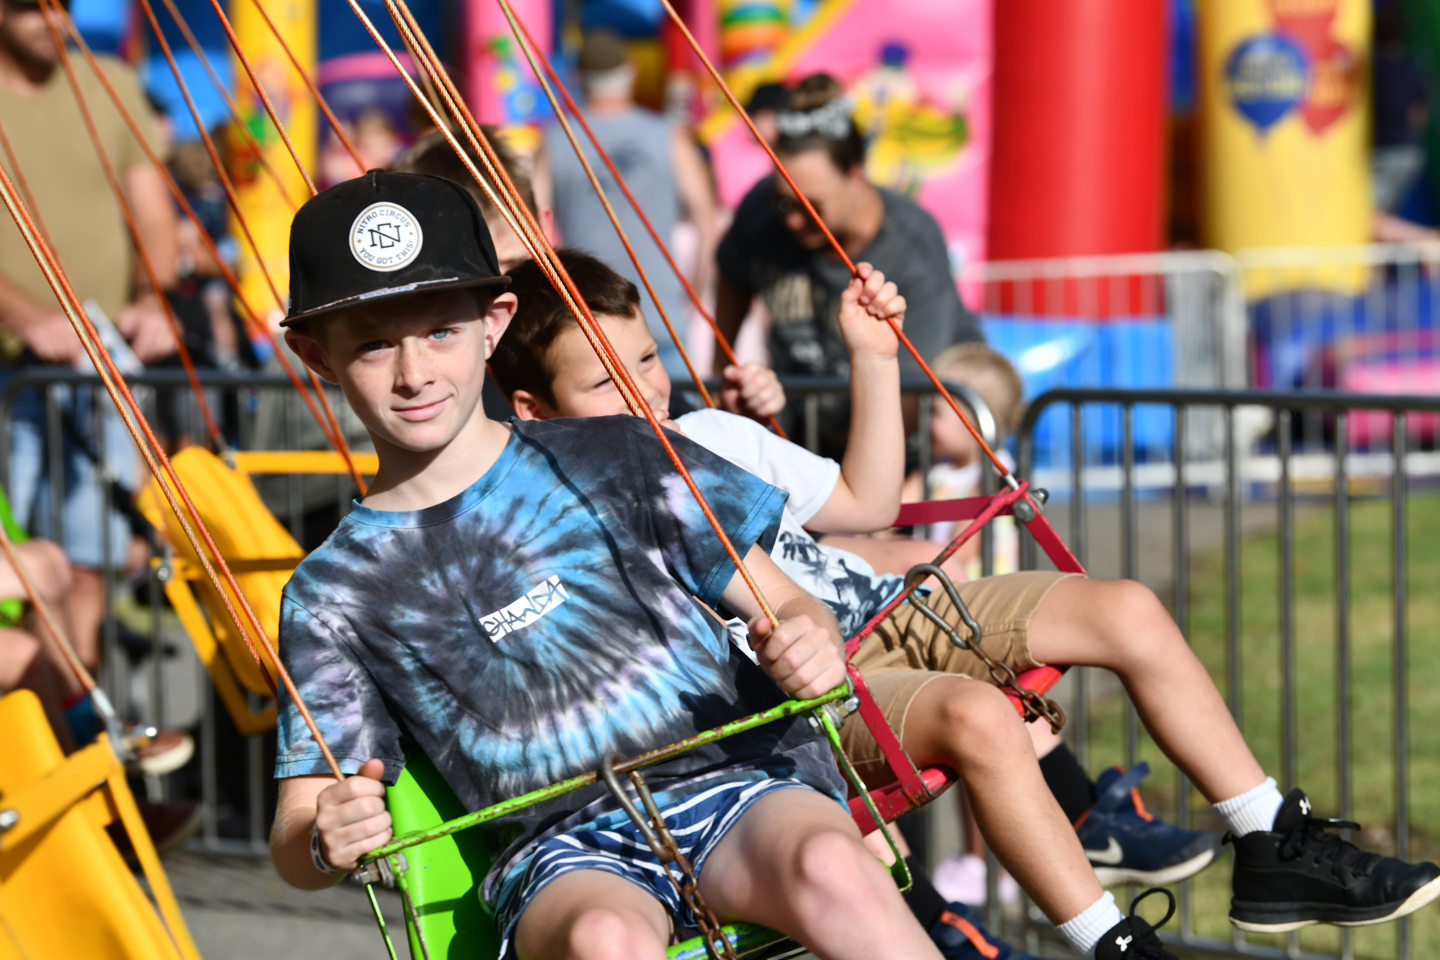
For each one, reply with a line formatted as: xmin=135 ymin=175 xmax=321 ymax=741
xmin=842 ymin=483 xmax=1085 ymax=833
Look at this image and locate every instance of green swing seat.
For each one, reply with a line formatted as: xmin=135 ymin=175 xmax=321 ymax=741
xmin=379 ymin=488 xmax=1071 ymax=959
xmin=386 ymin=753 xmax=806 ymax=960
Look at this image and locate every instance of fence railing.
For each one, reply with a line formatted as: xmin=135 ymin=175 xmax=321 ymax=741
xmin=11 ymin=362 xmax=1438 ymax=958
xmin=1014 ymin=387 xmax=1440 ymax=960
xmin=0 ymin=367 xmax=998 ymax=855
xmin=964 ymin=244 xmax=1440 ymax=478
xmin=0 ymin=367 xmax=368 ymax=852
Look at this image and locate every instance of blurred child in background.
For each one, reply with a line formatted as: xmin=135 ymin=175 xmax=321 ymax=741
xmin=901 ymin=343 xmax=1024 ymax=579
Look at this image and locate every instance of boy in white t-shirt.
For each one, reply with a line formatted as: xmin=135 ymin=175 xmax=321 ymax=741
xmin=491 ymin=248 xmax=1440 ymax=960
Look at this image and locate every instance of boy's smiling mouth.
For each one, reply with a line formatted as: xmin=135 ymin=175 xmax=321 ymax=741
xmin=393 ymin=397 xmax=450 ymax=421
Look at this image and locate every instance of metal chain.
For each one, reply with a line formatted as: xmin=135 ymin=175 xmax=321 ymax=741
xmin=599 ymin=757 xmax=738 ymax=960
xmin=902 ymin=563 xmax=1067 ymax=733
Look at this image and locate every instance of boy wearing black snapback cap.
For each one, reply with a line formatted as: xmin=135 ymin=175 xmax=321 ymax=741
xmin=266 ymin=170 xmax=946 ymax=960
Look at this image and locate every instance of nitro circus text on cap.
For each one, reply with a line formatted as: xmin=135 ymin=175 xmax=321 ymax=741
xmin=282 ymin=169 xmax=511 ymax=328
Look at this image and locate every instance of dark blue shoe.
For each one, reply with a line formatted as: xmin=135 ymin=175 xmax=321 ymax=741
xmin=1076 ymin=762 xmax=1222 ymax=887
xmin=930 ymin=900 xmax=1042 ymax=959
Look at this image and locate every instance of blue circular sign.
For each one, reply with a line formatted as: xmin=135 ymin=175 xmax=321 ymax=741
xmin=1225 ymin=33 xmax=1309 ymax=132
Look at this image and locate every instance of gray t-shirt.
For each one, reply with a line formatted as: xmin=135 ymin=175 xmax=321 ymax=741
xmin=718 ymin=178 xmax=983 ymax=455
xmin=546 ymin=109 xmax=687 ymax=374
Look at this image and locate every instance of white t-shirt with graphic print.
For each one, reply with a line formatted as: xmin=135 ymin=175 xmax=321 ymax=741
xmin=676 ymin=409 xmax=904 ymax=653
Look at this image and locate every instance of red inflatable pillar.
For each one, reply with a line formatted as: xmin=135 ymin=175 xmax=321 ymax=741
xmin=988 ymin=0 xmax=1168 ymax=265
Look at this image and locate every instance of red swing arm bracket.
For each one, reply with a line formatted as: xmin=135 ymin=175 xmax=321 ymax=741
xmin=843 ymin=483 xmax=1086 ymax=834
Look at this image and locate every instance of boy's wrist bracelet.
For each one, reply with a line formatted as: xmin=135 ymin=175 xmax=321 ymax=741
xmin=311 ymin=824 xmax=342 ymax=875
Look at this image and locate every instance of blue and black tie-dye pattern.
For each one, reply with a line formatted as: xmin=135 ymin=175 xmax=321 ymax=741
xmin=275 ymin=415 xmax=845 ymax=886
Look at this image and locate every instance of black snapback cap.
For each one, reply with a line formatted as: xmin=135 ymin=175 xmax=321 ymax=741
xmin=282 ymin=169 xmax=511 ymax=327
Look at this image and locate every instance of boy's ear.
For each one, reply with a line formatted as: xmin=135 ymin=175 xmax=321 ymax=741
xmin=483 ymin=292 xmax=518 ymax=359
xmin=285 ymin=328 xmax=340 ymax=384
xmin=509 ymin=389 xmax=552 ymax=422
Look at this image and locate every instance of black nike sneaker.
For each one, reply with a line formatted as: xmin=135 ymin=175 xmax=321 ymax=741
xmin=1229 ymin=788 xmax=1440 ymax=932
xmin=1094 ymin=889 xmax=1179 ymax=960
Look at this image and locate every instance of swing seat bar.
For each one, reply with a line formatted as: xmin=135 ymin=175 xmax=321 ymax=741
xmin=376 ymin=482 xmax=1082 ymax=959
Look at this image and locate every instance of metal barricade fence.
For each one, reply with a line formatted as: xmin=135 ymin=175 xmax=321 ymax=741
xmin=962 ymin=251 xmax=1244 ymax=476
xmin=1236 ymin=243 xmax=1440 ymax=395
xmin=962 ymin=243 xmax=1440 ymax=476
xmin=0 ymin=366 xmax=368 ymax=854
xmin=0 ymin=367 xmax=997 ymax=856
xmin=1016 ymin=387 xmax=1440 ymax=960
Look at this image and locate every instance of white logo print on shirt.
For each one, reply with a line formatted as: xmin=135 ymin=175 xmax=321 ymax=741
xmin=480 ymin=575 xmax=570 ymax=641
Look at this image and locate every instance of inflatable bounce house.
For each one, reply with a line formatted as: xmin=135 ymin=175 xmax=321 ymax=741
xmin=118 ymin=0 xmax=1440 ymax=463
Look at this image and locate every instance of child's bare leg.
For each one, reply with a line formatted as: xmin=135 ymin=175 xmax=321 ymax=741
xmin=699 ymin=788 xmax=943 ymax=960
xmin=896 ymin=675 xmax=1104 ymax=924
xmin=0 ymin=540 xmax=82 ymax=698
xmin=1027 ymin=577 xmax=1265 ymax=802
xmin=69 ymin=567 xmax=105 ymax=674
xmin=860 ymin=820 xmax=910 ymax=864
xmin=1028 ymin=716 xmax=1062 ymax=757
xmin=0 ymin=627 xmax=75 ymax=751
xmin=513 ymin=870 xmax=670 ymax=960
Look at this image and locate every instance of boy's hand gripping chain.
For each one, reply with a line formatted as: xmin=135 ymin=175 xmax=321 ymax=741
xmin=601 ymin=755 xmax=739 ymax=960
xmin=903 ymin=564 xmax=1066 ymax=733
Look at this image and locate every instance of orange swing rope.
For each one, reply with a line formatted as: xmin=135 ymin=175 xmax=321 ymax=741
xmin=0 ymin=152 xmax=346 ymax=780
xmin=133 ymin=0 xmax=367 ymax=493
xmin=363 ymin=0 xmax=786 ymax=627
xmin=500 ymin=3 xmax=789 ymax=438
xmin=655 ymin=0 xmax=1019 ymax=490
xmin=493 ymin=0 xmax=716 ymax=411
xmin=153 ymin=0 xmax=301 ymax=212
xmin=31 ymin=6 xmax=224 ymax=447
xmin=46 ymin=1 xmax=365 ymax=487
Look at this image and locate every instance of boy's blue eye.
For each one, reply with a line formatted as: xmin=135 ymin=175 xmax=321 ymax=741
xmin=359 ymin=340 xmax=387 ymax=353
xmin=430 ymin=328 xmax=453 ymax=340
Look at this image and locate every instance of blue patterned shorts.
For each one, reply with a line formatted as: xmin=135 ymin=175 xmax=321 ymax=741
xmin=494 ymin=776 xmax=813 ymax=955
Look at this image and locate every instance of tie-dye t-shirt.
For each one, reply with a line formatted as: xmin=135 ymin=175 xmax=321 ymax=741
xmin=274 ymin=415 xmax=845 ymax=889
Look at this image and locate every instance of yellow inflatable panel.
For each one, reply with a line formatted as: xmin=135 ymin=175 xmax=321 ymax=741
xmin=1200 ymin=0 xmax=1371 ymax=293
xmin=229 ymin=0 xmax=315 ymax=319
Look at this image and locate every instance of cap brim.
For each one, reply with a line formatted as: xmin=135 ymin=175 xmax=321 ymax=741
xmin=280 ymin=274 xmax=512 ymax=328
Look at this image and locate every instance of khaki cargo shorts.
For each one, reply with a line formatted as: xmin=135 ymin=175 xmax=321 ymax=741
xmin=841 ymin=570 xmax=1081 ymax=784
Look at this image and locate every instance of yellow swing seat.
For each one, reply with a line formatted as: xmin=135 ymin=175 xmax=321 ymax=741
xmin=137 ymin=447 xmax=376 ymax=735
xmin=0 ymin=690 xmax=200 ymax=960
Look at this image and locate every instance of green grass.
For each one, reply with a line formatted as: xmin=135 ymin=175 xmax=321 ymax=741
xmin=1079 ymin=491 xmax=1440 ymax=958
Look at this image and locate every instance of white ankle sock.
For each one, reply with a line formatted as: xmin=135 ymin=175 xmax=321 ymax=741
xmin=1214 ymin=777 xmax=1285 ymax=837
xmin=1057 ymin=891 xmax=1122 ymax=959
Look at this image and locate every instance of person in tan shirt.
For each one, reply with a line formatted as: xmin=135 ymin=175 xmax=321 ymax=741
xmin=0 ymin=0 xmax=176 ymax=703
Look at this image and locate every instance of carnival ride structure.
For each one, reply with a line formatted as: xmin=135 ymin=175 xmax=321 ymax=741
xmin=0 ymin=0 xmax=1086 ymax=957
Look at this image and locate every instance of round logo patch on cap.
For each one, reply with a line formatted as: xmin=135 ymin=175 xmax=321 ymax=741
xmin=349 ymin=202 xmax=424 ymax=272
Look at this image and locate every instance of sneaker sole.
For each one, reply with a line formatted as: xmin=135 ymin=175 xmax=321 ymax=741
xmin=1093 ymin=847 xmax=1217 ymax=888
xmin=1230 ymin=874 xmax=1440 ymax=933
xmin=150 ymin=805 xmax=205 ymax=856
xmin=133 ymin=737 xmax=196 ymax=777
